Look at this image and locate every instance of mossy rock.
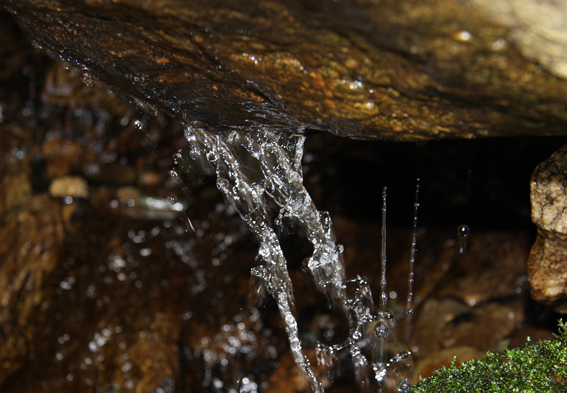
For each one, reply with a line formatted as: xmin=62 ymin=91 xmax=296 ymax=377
xmin=411 ymin=320 xmax=567 ymax=392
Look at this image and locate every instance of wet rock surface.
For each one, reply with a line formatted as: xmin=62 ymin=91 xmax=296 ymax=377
xmin=0 ymin=10 xmax=565 ymax=393
xmin=529 ymin=144 xmax=567 ymax=313
xmin=2 ymin=0 xmax=567 ymax=140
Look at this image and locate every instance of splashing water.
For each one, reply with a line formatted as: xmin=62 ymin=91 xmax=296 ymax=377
xmin=183 ymin=125 xmax=414 ymax=392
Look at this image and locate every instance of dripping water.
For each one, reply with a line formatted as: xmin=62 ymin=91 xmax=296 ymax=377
xmin=373 ymin=187 xmax=391 ymax=387
xmin=455 ymin=224 xmax=470 ymax=261
xmin=380 ymin=187 xmax=388 ymax=312
xmin=372 ymin=186 xmax=416 ymax=392
xmin=405 ymin=179 xmax=420 ymax=344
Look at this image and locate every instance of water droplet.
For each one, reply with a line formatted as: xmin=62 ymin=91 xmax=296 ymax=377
xmin=80 ymin=65 xmax=93 ymax=86
xmin=492 ymin=38 xmax=507 ymax=51
xmin=456 ymin=224 xmax=469 ymax=260
xmin=374 ymin=320 xmax=389 ymax=339
xmin=397 ymin=378 xmax=411 ymax=392
xmin=31 ymin=40 xmax=43 ymax=49
xmin=453 ymin=30 xmax=472 ymax=42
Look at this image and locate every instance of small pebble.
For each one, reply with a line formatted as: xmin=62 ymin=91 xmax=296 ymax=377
xmin=49 ymin=176 xmax=89 ymax=199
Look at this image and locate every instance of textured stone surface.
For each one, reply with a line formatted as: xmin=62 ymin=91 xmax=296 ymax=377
xmin=2 ymin=0 xmax=567 ymax=141
xmin=531 ymin=144 xmax=567 ymax=234
xmin=529 ymin=144 xmax=567 ymax=313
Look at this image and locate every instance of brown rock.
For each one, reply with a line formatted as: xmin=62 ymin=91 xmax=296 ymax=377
xmin=411 ymin=346 xmax=486 ymax=383
xmin=2 ymin=0 xmax=567 ymax=141
xmin=435 ymin=231 xmax=530 ymax=305
xmin=0 ymin=195 xmax=77 ymax=384
xmin=411 ymin=297 xmax=523 ymax=359
xmin=529 ymin=144 xmax=567 ymax=313
xmin=0 ymin=192 xmax=194 ymax=391
xmin=0 ymin=167 xmax=32 ymax=215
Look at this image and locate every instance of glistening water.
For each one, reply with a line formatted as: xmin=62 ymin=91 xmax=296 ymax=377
xmin=178 ymin=126 xmax=414 ymax=392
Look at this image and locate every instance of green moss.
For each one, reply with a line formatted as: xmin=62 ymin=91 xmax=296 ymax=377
xmin=410 ymin=320 xmax=567 ymax=393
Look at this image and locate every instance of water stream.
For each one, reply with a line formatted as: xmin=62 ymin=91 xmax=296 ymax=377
xmin=181 ymin=125 xmax=413 ymax=392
